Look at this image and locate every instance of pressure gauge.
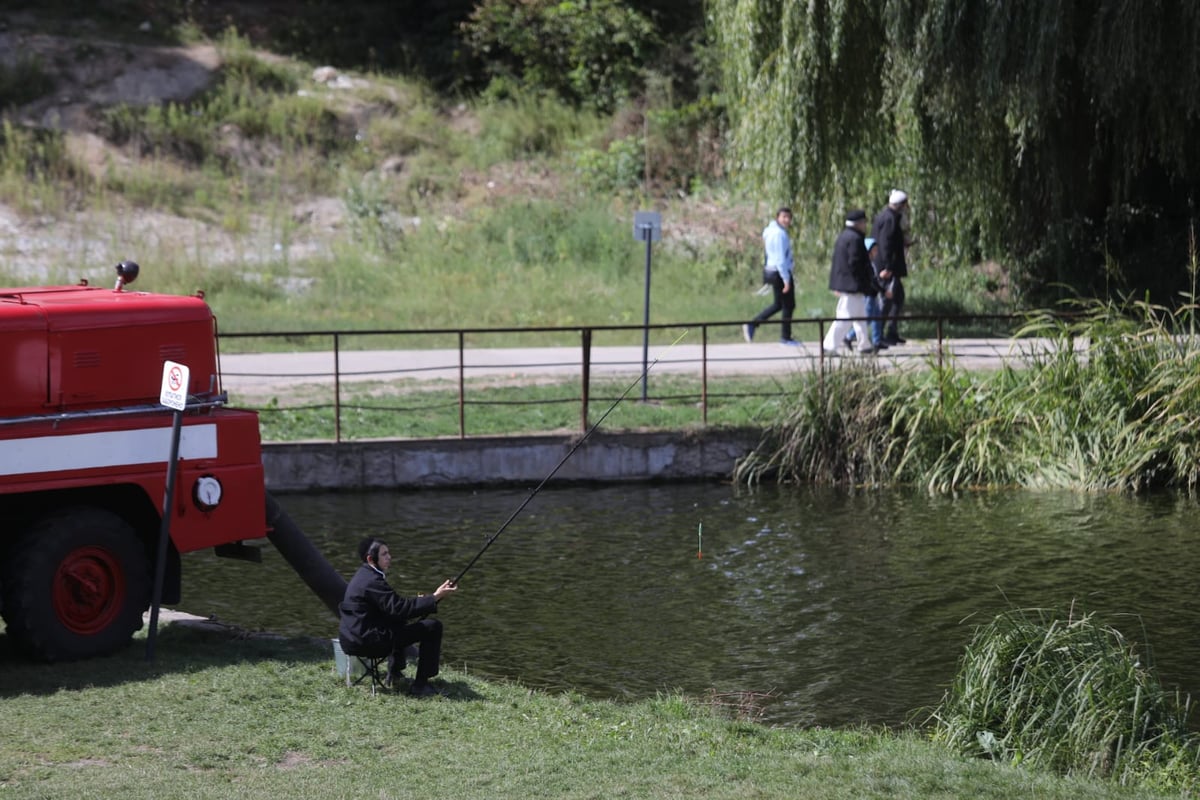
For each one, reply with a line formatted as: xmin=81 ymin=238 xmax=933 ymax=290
xmin=193 ymin=475 xmax=223 ymax=511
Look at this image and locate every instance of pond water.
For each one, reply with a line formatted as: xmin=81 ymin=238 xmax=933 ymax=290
xmin=177 ymin=484 xmax=1200 ymax=728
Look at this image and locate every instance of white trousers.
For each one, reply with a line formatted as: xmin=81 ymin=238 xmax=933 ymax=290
xmin=822 ymin=293 xmax=872 ymax=353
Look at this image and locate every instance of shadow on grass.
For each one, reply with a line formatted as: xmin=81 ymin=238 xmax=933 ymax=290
xmin=0 ymin=619 xmax=482 ymax=702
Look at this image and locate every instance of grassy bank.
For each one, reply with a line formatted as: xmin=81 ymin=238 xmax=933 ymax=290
xmin=737 ymin=298 xmax=1200 ymax=492
xmin=0 ymin=620 xmax=1180 ymax=800
xmin=0 ymin=23 xmax=1012 ymax=340
xmin=250 ymin=373 xmax=789 ymax=441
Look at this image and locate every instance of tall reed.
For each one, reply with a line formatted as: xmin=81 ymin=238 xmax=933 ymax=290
xmin=734 ymin=362 xmax=897 ymax=486
xmin=738 ymin=297 xmax=1200 ymax=492
xmin=929 ymin=607 xmax=1199 ymax=791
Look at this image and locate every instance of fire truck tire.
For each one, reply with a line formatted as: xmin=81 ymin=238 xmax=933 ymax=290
xmin=1 ymin=508 xmax=150 ymax=661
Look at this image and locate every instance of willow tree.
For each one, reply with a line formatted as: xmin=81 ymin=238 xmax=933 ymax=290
xmin=710 ymin=0 xmax=1200 ymax=303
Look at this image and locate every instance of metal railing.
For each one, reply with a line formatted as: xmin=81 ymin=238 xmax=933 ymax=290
xmin=217 ymin=314 xmax=1027 ymax=442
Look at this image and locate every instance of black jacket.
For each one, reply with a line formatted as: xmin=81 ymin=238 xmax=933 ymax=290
xmin=338 ymin=563 xmax=438 ymax=650
xmin=828 ymin=227 xmax=873 ymax=294
xmin=871 ymin=205 xmax=907 ymax=278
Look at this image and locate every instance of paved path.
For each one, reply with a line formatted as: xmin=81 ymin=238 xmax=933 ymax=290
xmin=218 ymin=337 xmax=1061 ymax=398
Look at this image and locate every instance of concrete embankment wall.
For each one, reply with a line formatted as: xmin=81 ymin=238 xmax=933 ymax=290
xmin=262 ymin=428 xmax=762 ymax=491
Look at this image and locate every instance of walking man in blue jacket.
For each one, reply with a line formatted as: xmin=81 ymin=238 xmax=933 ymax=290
xmin=744 ymin=207 xmax=798 ymax=346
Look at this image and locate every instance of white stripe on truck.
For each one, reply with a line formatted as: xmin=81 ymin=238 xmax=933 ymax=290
xmin=0 ymin=424 xmax=218 ymax=477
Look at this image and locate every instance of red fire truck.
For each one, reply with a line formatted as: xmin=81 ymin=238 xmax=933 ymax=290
xmin=0 ymin=263 xmax=339 ymax=661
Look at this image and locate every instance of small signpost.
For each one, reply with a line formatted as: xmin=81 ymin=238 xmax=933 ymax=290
xmin=633 ymin=211 xmax=661 ymax=401
xmin=146 ymin=360 xmax=189 ymax=661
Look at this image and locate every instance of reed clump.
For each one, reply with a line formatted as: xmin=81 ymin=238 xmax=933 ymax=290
xmin=929 ymin=608 xmax=1200 ymax=792
xmin=734 ymin=361 xmax=897 ymax=486
xmin=738 ymin=297 xmax=1200 ymax=492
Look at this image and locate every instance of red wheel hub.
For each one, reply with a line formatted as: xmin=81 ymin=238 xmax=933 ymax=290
xmin=52 ymin=546 xmax=127 ymax=634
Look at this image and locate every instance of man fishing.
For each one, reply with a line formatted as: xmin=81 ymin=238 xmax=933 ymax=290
xmin=338 ymin=537 xmax=458 ymax=696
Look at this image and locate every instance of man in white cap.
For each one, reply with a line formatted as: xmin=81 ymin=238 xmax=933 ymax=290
xmin=822 ymin=209 xmax=875 ymax=356
xmin=871 ymin=189 xmax=911 ymax=344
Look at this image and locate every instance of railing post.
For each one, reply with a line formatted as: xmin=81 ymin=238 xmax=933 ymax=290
xmin=458 ymin=331 xmax=466 ymax=439
xmin=817 ymin=319 xmax=826 ymax=394
xmin=581 ymin=328 xmax=592 ymax=432
xmin=937 ymin=317 xmax=945 ymax=374
xmin=701 ymin=325 xmax=708 ymax=426
xmin=333 ymin=333 xmax=341 ymax=443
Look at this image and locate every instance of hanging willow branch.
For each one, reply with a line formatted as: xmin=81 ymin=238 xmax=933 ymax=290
xmin=708 ymin=0 xmax=1200 ymax=299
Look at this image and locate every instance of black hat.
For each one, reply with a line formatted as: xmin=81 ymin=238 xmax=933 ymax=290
xmin=845 ymin=209 xmax=866 ymax=222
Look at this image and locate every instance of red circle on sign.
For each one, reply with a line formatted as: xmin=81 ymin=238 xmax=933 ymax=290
xmin=168 ymin=367 xmax=183 ymax=390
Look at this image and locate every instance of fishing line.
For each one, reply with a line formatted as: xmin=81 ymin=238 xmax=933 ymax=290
xmin=451 ymin=330 xmax=689 ymax=585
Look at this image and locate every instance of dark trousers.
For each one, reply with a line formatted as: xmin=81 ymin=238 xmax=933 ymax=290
xmin=753 ymin=269 xmax=795 ymax=341
xmin=389 ymin=617 xmax=443 ymax=683
xmin=881 ymin=275 xmax=905 ymax=339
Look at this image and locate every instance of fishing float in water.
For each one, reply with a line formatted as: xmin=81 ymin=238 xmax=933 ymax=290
xmin=697 ymin=522 xmax=703 ymax=559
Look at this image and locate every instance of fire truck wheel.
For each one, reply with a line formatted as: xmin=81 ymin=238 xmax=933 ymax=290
xmin=1 ymin=508 xmax=150 ymax=661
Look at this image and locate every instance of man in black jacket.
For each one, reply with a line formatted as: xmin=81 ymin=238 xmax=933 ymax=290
xmin=338 ymin=537 xmax=458 ymax=696
xmin=872 ymin=189 xmax=911 ymax=344
xmin=821 ymin=209 xmax=876 ymax=355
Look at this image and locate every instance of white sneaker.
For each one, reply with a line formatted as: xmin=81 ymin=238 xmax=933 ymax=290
xmin=742 ymin=324 xmax=754 ymax=343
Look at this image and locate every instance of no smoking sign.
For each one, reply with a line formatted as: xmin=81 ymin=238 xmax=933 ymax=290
xmin=159 ymin=360 xmax=190 ymax=411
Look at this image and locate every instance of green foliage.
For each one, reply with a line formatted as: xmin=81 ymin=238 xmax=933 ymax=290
xmin=463 ymin=0 xmax=658 ymax=112
xmin=466 ymin=89 xmax=604 ymax=166
xmin=709 ymin=0 xmax=1200 ymax=304
xmin=0 ymin=120 xmax=79 ymax=212
xmin=931 ymin=608 xmax=1199 ymax=791
xmin=734 ymin=363 xmax=897 ymax=486
xmin=738 ymin=297 xmax=1200 ymax=492
xmin=0 ymin=54 xmax=55 ymax=110
xmin=97 ymin=28 xmax=341 ymax=171
xmin=710 ymin=0 xmax=887 ymax=198
xmin=645 ymin=94 xmax=726 ymax=194
xmin=574 ymin=134 xmax=644 ymax=193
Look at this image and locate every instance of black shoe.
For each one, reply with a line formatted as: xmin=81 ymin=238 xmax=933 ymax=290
xmin=873 ymin=341 xmax=889 ymax=350
xmin=842 ymin=337 xmax=854 ymax=350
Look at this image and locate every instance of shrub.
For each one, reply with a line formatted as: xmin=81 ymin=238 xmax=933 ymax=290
xmin=463 ymin=0 xmax=657 ymax=113
xmin=930 ymin=607 xmax=1199 ymax=791
xmin=0 ymin=55 xmax=55 ymax=110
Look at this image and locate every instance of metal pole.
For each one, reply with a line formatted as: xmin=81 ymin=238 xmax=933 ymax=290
xmin=458 ymin=331 xmax=466 ymax=438
xmin=146 ymin=409 xmax=183 ymax=661
xmin=581 ymin=328 xmax=592 ymax=433
xmin=333 ymin=333 xmax=341 ymax=443
xmin=701 ymin=325 xmax=709 ymax=426
xmin=937 ymin=317 xmax=945 ymax=373
xmin=641 ymin=228 xmax=652 ymax=402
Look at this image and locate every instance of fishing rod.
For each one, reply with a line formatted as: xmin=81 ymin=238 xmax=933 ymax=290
xmin=451 ymin=330 xmax=689 ymax=585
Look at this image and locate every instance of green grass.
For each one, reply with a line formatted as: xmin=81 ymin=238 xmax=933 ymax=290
xmin=930 ymin=608 xmax=1200 ymax=792
xmin=246 ymin=374 xmax=790 ymax=441
xmin=0 ymin=21 xmax=1014 ymax=336
xmin=737 ymin=298 xmax=1200 ymax=492
xmin=0 ymin=620 xmax=1183 ymax=800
